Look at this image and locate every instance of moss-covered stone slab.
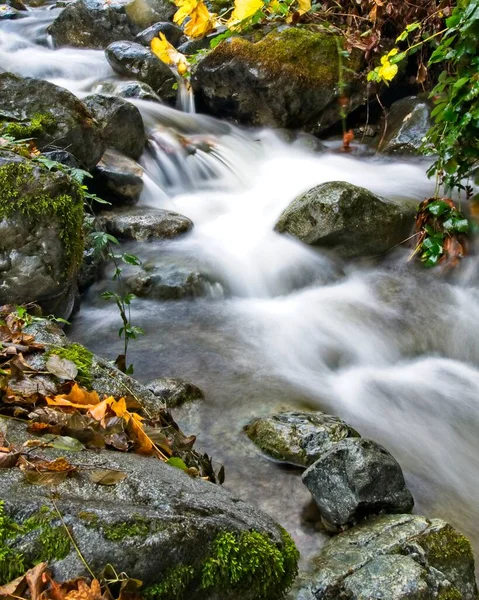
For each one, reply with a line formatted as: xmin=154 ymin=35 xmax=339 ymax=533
xmin=245 ymin=411 xmax=359 ymax=467
xmin=275 ymin=181 xmax=416 ymax=259
xmin=192 ymin=27 xmax=364 ymax=134
xmin=297 ymin=514 xmax=478 ymax=600
xmin=0 ymin=418 xmax=299 ymax=600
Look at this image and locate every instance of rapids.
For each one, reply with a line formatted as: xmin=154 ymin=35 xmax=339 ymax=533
xmin=2 ymin=5 xmax=478 ymax=571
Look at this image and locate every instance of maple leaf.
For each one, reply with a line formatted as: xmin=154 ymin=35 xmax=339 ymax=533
xmin=173 ymin=0 xmax=198 ymax=25
xmin=297 ymin=0 xmax=310 ymax=14
xmin=184 ymin=1 xmax=217 ymax=38
xmin=47 ymin=384 xmax=100 ymax=410
xmin=377 ymin=49 xmax=399 ymax=84
xmin=151 ymin=33 xmax=189 ymax=75
xmin=228 ymin=0 xmax=263 ymax=25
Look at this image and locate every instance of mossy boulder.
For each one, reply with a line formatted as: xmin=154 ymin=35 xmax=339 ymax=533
xmin=275 ymin=181 xmax=416 ymax=259
xmin=0 ymin=73 xmax=104 ymax=170
xmin=192 ymin=27 xmax=364 ymax=134
xmin=0 ymin=152 xmax=84 ymax=317
xmin=296 ymin=514 xmax=478 ymax=600
xmin=83 ymin=94 xmax=146 ymax=160
xmin=105 ymin=40 xmax=176 ymax=102
xmin=380 ymin=96 xmax=433 ymax=155
xmin=48 ymin=0 xmax=175 ymax=49
xmin=0 ymin=417 xmax=299 ymax=600
xmin=245 ymin=411 xmax=360 ymax=467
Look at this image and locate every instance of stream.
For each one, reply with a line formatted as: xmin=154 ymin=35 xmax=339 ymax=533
xmin=2 ymin=5 xmax=479 ymax=572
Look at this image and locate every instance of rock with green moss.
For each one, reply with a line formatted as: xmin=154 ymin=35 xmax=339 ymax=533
xmin=0 ymin=73 xmax=104 ymax=170
xmin=0 ymin=417 xmax=299 ymax=600
xmin=245 ymin=411 xmax=360 ymax=467
xmin=380 ymin=96 xmax=432 ymax=155
xmin=48 ymin=0 xmax=175 ymax=49
xmin=296 ymin=514 xmax=478 ymax=600
xmin=275 ymin=181 xmax=416 ymax=259
xmin=192 ymin=27 xmax=364 ymax=134
xmin=0 ymin=152 xmax=84 ymax=317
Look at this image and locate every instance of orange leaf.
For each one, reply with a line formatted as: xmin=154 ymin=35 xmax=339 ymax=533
xmin=127 ymin=413 xmax=153 ymax=455
xmin=47 ymin=384 xmax=100 ymax=410
xmin=88 ymin=399 xmax=112 ymax=423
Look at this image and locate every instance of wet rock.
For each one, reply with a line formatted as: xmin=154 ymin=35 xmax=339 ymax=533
xmin=145 ymin=377 xmax=204 ymax=408
xmin=302 ymin=438 xmax=414 ymax=530
xmin=78 ymin=214 xmax=105 ymax=291
xmin=94 ymin=79 xmax=162 ymax=103
xmin=275 ymin=181 xmax=415 ymax=259
xmin=96 ymin=206 xmax=193 ymax=240
xmin=178 ymin=32 xmax=219 ymax=55
xmin=124 ymin=263 xmax=211 ymax=300
xmin=84 ymin=94 xmax=146 ymax=160
xmin=49 ymin=0 xmax=175 ymax=49
xmin=296 ymin=513 xmax=478 ymax=600
xmin=42 ymin=150 xmax=80 ymax=169
xmin=192 ymin=28 xmax=364 ymax=134
xmin=0 ymin=152 xmax=83 ymax=318
xmin=92 ymin=149 xmax=144 ymax=205
xmin=380 ymin=96 xmax=432 ymax=155
xmin=245 ymin=411 xmax=360 ymax=467
xmin=105 ymin=40 xmax=176 ymax=102
xmin=0 ymin=417 xmax=298 ymax=599
xmin=0 ymin=72 xmax=104 ymax=170
xmin=135 ymin=21 xmax=185 ymax=47
xmin=0 ymin=4 xmax=19 ymax=18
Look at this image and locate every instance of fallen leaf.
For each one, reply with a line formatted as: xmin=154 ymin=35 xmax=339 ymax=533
xmin=0 ymin=573 xmax=27 ymax=600
xmin=47 ymin=384 xmax=100 ymax=410
xmin=0 ymin=452 xmax=19 ymax=469
xmin=26 ymin=562 xmax=49 ymax=600
xmin=166 ymin=456 xmax=188 ymax=471
xmin=64 ymin=579 xmax=103 ymax=600
xmin=47 ymin=436 xmax=85 ymax=452
xmin=22 ymin=470 xmax=69 ymax=485
xmin=46 ymin=355 xmax=78 ymax=381
xmin=89 ymin=469 xmax=127 ymax=486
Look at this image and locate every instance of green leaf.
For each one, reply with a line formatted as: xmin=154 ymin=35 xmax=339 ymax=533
xmin=122 ymin=253 xmax=142 ymax=266
xmin=45 ymin=435 xmax=85 ymax=452
xmin=428 ymin=201 xmax=450 ymax=216
xmin=167 ymin=457 xmax=188 ymax=471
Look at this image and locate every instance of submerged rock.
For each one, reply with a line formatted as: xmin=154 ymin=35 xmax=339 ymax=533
xmin=105 ymin=40 xmax=176 ymax=102
xmin=380 ymin=96 xmax=432 ymax=155
xmin=0 ymin=73 xmax=104 ymax=170
xmin=0 ymin=152 xmax=83 ymax=318
xmin=135 ymin=21 xmax=185 ymax=47
xmin=275 ymin=181 xmax=415 ymax=259
xmin=48 ymin=0 xmax=175 ymax=49
xmin=245 ymin=411 xmax=359 ymax=467
xmin=92 ymin=149 xmax=144 ymax=205
xmin=96 ymin=206 xmax=193 ymax=240
xmin=302 ymin=438 xmax=414 ymax=530
xmin=84 ymin=94 xmax=146 ymax=160
xmin=146 ymin=377 xmax=204 ymax=408
xmin=192 ymin=28 xmax=364 ymax=134
xmin=296 ymin=514 xmax=478 ymax=600
xmin=94 ymin=79 xmax=162 ymax=103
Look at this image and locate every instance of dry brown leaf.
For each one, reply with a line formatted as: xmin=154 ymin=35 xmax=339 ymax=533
xmin=89 ymin=469 xmax=127 ymax=485
xmin=26 ymin=562 xmax=49 ymax=600
xmin=416 ymin=62 xmax=427 ymax=84
xmin=46 ymin=355 xmax=78 ymax=381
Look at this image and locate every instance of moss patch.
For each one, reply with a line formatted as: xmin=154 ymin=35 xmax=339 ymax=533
xmin=1 ymin=113 xmax=55 ymax=140
xmin=144 ymin=566 xmax=195 ymax=600
xmin=0 ymin=160 xmax=84 ymax=276
xmin=46 ymin=343 xmax=94 ymax=387
xmin=103 ymin=518 xmax=150 ymax=542
xmin=418 ymin=524 xmax=474 ymax=572
xmin=0 ymin=502 xmax=71 ymax=585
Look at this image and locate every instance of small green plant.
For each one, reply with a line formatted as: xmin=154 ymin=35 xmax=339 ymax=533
xmin=90 ymin=232 xmax=144 ymax=374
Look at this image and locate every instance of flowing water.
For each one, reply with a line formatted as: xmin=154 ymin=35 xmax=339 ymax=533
xmin=2 ymin=6 xmax=479 ymax=573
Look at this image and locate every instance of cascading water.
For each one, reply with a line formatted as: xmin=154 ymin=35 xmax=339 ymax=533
xmin=2 ymin=5 xmax=478 ymax=571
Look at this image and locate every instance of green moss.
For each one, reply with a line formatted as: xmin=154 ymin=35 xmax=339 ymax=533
xmin=144 ymin=566 xmax=195 ymax=600
xmin=418 ymin=525 xmax=474 ymax=572
xmin=211 ymin=28 xmax=361 ymax=88
xmin=438 ymin=588 xmax=463 ymax=600
xmin=1 ymin=113 xmax=55 ymax=140
xmin=201 ymin=529 xmax=299 ymax=599
xmin=37 ymin=526 xmax=70 ymax=562
xmin=46 ymin=343 xmax=93 ymax=387
xmin=0 ymin=161 xmax=84 ymax=276
xmin=77 ymin=511 xmax=99 ymax=525
xmin=103 ymin=518 xmax=150 ymax=541
xmin=0 ymin=501 xmax=27 ymax=584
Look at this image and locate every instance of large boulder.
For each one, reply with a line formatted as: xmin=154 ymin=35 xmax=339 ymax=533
xmin=96 ymin=206 xmax=193 ymax=240
xmin=380 ymin=96 xmax=432 ymax=155
xmin=0 ymin=418 xmax=298 ymax=599
xmin=83 ymin=94 xmax=146 ymax=160
xmin=105 ymin=40 xmax=177 ymax=102
xmin=192 ymin=28 xmax=364 ymax=134
xmin=0 ymin=73 xmax=104 ymax=170
xmin=0 ymin=152 xmax=84 ymax=317
xmin=245 ymin=411 xmax=360 ymax=467
xmin=48 ymin=0 xmax=176 ymax=49
xmin=302 ymin=438 xmax=414 ymax=530
xmin=296 ymin=514 xmax=478 ymax=600
xmin=91 ymin=149 xmax=144 ymax=205
xmin=275 ymin=181 xmax=415 ymax=258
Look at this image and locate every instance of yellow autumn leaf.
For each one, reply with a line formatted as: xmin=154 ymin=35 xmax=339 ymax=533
xmin=297 ymin=0 xmax=311 ymax=14
xmin=173 ymin=0 xmax=198 ymax=25
xmin=228 ymin=0 xmax=264 ymax=25
xmin=377 ymin=59 xmax=398 ymax=84
xmin=151 ymin=33 xmax=189 ymax=74
xmin=184 ymin=0 xmax=217 ymax=38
